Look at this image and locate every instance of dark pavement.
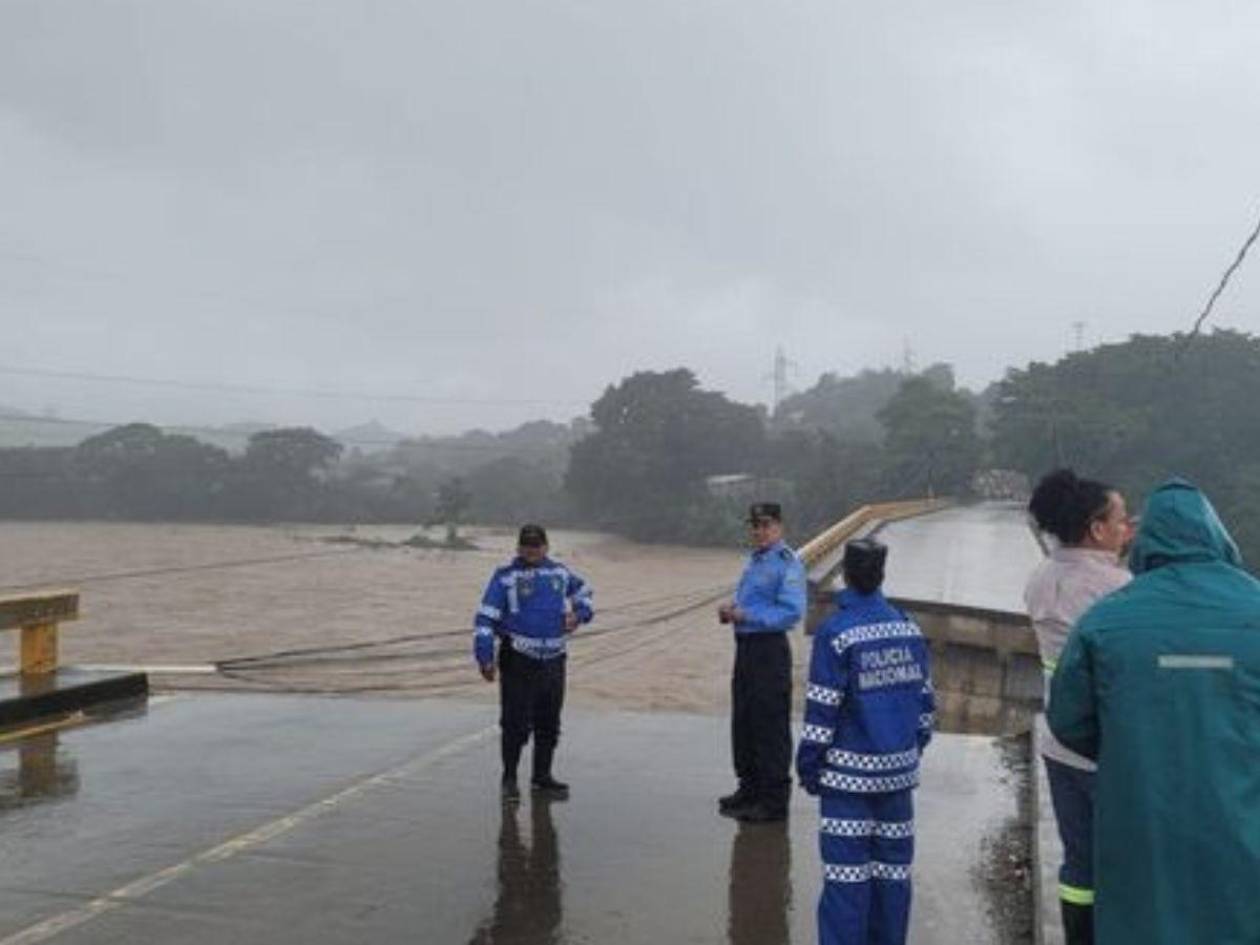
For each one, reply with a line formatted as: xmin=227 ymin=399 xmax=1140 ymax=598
xmin=0 ymin=695 xmax=1021 ymax=944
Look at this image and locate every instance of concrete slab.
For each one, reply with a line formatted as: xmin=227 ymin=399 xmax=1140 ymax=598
xmin=0 ymin=695 xmax=1025 ymax=945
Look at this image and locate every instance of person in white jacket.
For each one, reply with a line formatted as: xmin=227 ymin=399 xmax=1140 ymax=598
xmin=1024 ymin=469 xmax=1132 ymax=945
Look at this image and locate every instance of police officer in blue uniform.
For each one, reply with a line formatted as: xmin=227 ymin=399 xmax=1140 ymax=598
xmin=474 ymin=524 xmax=594 ymax=802
xmin=796 ymin=538 xmax=934 ymax=945
xmin=717 ymin=502 xmax=807 ymax=823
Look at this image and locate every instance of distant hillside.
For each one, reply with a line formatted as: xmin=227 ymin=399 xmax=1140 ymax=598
xmin=178 ymin=421 xmax=277 ymax=453
xmin=774 ymin=363 xmax=961 ymax=442
xmin=333 ymin=420 xmax=409 ymax=452
xmin=0 ymin=408 xmax=111 ymax=447
xmin=382 ymin=418 xmax=584 ymax=478
xmin=0 ymin=410 xmax=284 ymax=452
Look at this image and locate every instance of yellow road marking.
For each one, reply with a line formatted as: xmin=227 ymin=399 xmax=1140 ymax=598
xmin=0 ymin=724 xmax=495 ymax=945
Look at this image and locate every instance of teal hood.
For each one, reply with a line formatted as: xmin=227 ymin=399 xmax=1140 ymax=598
xmin=1128 ymin=477 xmax=1243 ymax=575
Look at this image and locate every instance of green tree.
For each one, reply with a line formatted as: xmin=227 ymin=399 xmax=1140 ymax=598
xmin=877 ymin=376 xmax=982 ymax=497
xmin=72 ymin=423 xmax=231 ymax=519
xmin=227 ymin=427 xmax=343 ymax=520
xmin=566 ymin=369 xmax=767 ymax=541
xmin=774 ymin=368 xmax=906 ymax=441
xmin=434 ymin=476 xmax=473 ymax=542
xmin=990 ymin=330 xmax=1260 ymax=566
xmin=769 ymin=428 xmax=891 ymax=536
xmin=775 ymin=363 xmax=959 ymax=441
xmin=242 ymin=427 xmax=343 ymax=480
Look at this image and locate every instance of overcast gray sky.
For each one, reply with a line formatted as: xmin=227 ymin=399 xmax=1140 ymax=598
xmin=2 ymin=0 xmax=1259 ymax=435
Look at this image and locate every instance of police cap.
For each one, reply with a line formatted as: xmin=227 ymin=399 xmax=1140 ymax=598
xmin=747 ymin=502 xmax=783 ymax=523
xmin=518 ymin=523 xmax=548 ymax=547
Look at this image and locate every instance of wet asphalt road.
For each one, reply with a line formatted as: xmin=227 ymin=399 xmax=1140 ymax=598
xmin=0 ymin=695 xmax=1020 ymax=944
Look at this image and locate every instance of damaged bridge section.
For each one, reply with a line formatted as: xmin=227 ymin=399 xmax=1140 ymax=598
xmin=805 ymin=501 xmax=1044 ymax=737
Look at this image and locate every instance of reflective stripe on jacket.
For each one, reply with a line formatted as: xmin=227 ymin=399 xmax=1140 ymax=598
xmin=797 ymin=588 xmax=934 ymax=796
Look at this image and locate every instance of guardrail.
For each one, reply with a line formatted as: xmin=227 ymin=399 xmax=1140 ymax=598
xmin=0 ymin=589 xmax=80 ymax=676
xmin=797 ymin=498 xmax=953 ymax=570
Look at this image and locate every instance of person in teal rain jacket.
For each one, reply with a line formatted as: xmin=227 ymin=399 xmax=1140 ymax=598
xmin=1048 ymin=479 xmax=1260 ymax=945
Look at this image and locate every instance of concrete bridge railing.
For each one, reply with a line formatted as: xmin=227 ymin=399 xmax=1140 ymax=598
xmin=797 ymin=498 xmax=953 ymax=572
xmin=802 ymin=501 xmax=1042 ymax=736
xmin=0 ymin=589 xmax=79 ymax=677
xmin=0 ymin=588 xmax=148 ymax=735
xmin=890 ymin=598 xmax=1040 ymax=737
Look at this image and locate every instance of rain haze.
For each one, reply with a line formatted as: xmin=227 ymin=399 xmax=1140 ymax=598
xmin=2 ymin=0 xmax=1259 ymax=434
xmin=5 ymin=8 xmax=1260 ymax=942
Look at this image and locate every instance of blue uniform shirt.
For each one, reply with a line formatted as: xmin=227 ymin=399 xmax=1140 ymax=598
xmin=473 ymin=556 xmax=594 ymax=666
xmin=733 ymin=539 xmax=807 ymax=634
xmin=796 ymin=587 xmax=935 ymax=795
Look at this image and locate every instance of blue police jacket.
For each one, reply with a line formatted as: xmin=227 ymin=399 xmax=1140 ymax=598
xmin=733 ymin=540 xmax=807 ymax=635
xmin=473 ymin=556 xmax=593 ymax=666
xmin=796 ymin=587 xmax=934 ymax=795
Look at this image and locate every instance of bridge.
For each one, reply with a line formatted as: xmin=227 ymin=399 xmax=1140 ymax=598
xmin=0 ymin=502 xmax=1058 ymax=945
xmin=801 ymin=500 xmax=1044 ymax=737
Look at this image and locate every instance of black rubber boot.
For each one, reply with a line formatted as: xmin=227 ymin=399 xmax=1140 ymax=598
xmin=531 ymin=775 xmax=570 ymax=800
xmin=501 ymin=736 xmax=523 ymax=782
xmin=1061 ymin=901 xmax=1094 ymax=945
xmin=500 ymin=736 xmax=523 ymax=804
xmin=531 ymin=742 xmax=570 ymax=799
xmin=733 ymin=801 xmax=788 ymax=823
xmin=718 ymin=785 xmax=755 ymax=813
xmin=501 ymin=774 xmax=521 ymax=804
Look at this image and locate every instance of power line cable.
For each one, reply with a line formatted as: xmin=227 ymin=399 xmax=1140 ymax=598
xmin=208 ymin=582 xmax=732 ymax=694
xmin=215 ymin=582 xmax=732 ymax=670
xmin=1187 ymin=208 xmax=1260 ymax=340
xmin=0 ymin=364 xmax=588 ymax=408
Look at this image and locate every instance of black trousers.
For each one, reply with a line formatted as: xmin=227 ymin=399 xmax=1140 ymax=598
xmin=731 ymin=632 xmax=792 ymax=807
xmin=498 ymin=646 xmax=566 ymax=776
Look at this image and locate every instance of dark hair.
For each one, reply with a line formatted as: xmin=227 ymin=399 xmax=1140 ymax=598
xmin=518 ymin=523 xmax=548 ymax=547
xmin=842 ymin=538 xmax=887 ymax=595
xmin=1028 ymin=468 xmax=1114 ymax=545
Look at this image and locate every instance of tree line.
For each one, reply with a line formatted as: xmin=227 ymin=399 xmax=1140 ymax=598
xmin=2 ymin=328 xmax=1258 ymax=565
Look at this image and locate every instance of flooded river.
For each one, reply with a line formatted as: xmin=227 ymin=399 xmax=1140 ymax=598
xmin=0 ymin=521 xmax=762 ymax=712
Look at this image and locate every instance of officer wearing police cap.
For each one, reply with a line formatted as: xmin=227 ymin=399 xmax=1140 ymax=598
xmin=717 ymin=502 xmax=807 ymax=822
xmin=473 ymin=523 xmax=594 ymax=802
xmin=796 ymin=536 xmax=934 ymax=945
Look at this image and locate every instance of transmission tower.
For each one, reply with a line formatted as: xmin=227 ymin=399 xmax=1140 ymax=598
xmin=767 ymin=346 xmax=798 ymax=415
xmin=901 ymin=338 xmax=917 ymax=375
xmin=1071 ymin=320 xmax=1086 ymax=352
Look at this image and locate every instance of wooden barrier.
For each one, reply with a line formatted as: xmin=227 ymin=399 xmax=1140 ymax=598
xmin=0 ymin=589 xmax=80 ymax=676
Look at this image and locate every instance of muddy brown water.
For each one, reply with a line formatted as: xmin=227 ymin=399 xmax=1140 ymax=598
xmin=0 ymin=522 xmax=776 ymax=712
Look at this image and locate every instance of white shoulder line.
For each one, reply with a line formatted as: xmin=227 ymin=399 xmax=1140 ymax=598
xmin=0 ymin=725 xmax=496 ymax=945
